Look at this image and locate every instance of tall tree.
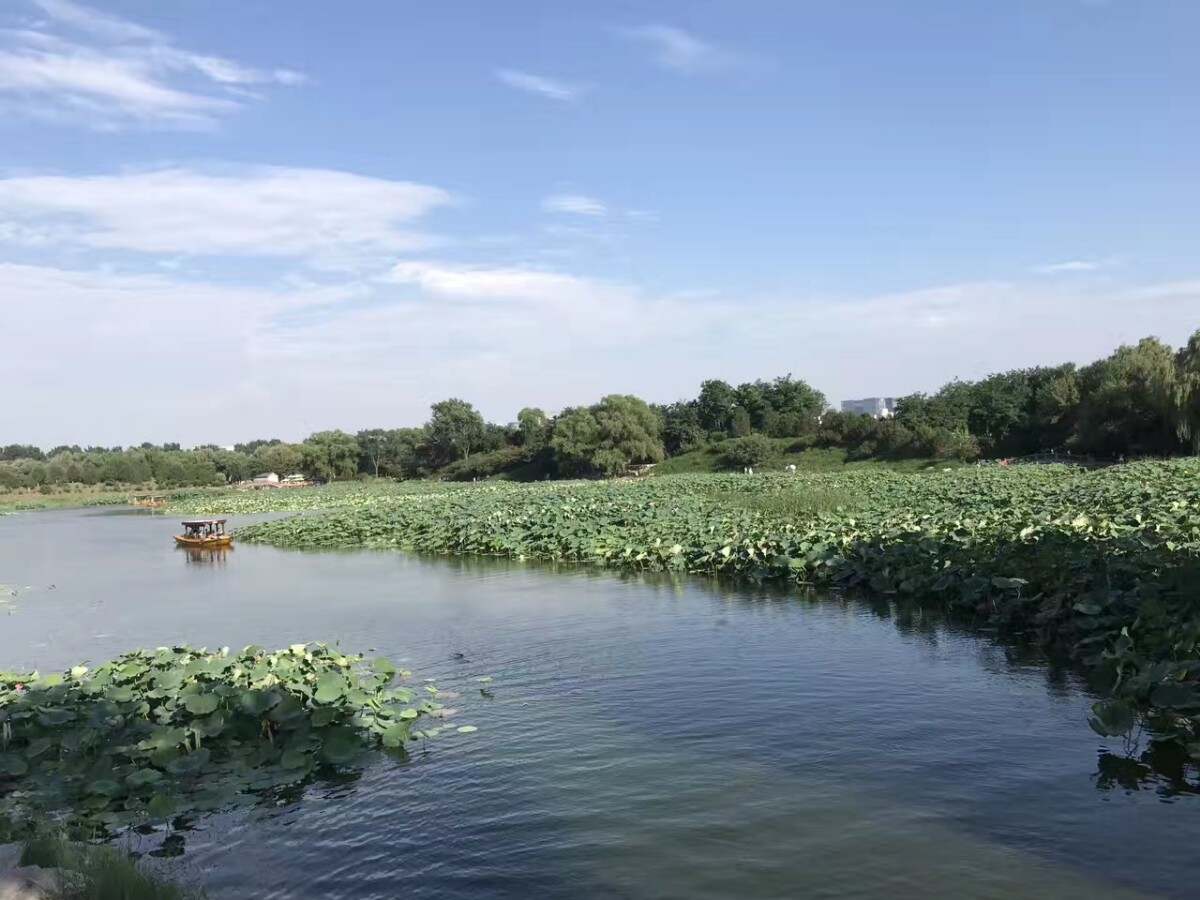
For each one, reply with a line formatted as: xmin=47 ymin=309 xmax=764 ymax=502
xmin=550 ymin=395 xmax=664 ymax=476
xmin=300 ymin=431 xmax=361 ymax=481
xmin=517 ymin=407 xmax=550 ymax=450
xmin=255 ymin=443 xmax=303 ymax=477
xmin=427 ymin=398 xmax=486 ymax=464
xmin=356 ymin=428 xmax=390 ymax=477
xmin=1074 ymin=337 xmax=1179 ymax=456
xmin=696 ymin=379 xmax=738 ymax=434
xmin=1175 ymin=329 xmax=1200 ymax=454
xmin=657 ymin=401 xmax=705 ymax=455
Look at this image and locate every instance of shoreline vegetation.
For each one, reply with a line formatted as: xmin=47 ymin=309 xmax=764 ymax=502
xmin=169 ymin=461 xmax=1200 ymax=762
xmin=7 ymin=834 xmax=203 ymax=899
xmin=0 ymin=644 xmax=450 ymax=843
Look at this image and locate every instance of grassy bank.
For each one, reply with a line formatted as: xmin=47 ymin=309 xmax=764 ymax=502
xmin=17 ymin=834 xmax=202 ymax=899
xmin=0 ymin=486 xmax=228 ymax=514
xmin=180 ymin=462 xmax=1200 ymax=758
xmin=652 ymin=441 xmax=966 ymax=475
xmin=0 ymin=487 xmax=133 ymax=513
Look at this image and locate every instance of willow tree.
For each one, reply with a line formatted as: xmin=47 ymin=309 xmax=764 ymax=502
xmin=1175 ymin=330 xmax=1200 ymax=455
xmin=550 ymin=394 xmax=664 ymax=477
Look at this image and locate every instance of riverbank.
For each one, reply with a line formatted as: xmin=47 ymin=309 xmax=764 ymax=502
xmin=0 ymin=487 xmax=133 ymax=513
xmin=0 ymin=486 xmax=229 ymax=514
xmin=172 ymin=460 xmax=1200 ymax=757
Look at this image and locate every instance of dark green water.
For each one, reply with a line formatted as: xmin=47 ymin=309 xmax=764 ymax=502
xmin=1 ymin=507 xmax=1196 ymax=898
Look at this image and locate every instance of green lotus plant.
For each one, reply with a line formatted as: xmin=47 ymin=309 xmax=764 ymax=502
xmin=192 ymin=461 xmax=1200 ymax=757
xmin=0 ymin=643 xmax=443 ymax=833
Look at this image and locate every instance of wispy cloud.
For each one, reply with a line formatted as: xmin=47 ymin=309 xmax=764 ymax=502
xmin=494 ymin=68 xmax=580 ymax=102
xmin=1032 ymin=258 xmax=1109 ymax=274
xmin=619 ymin=24 xmax=741 ymax=74
xmin=542 ymin=193 xmax=607 ymax=216
xmin=385 ymin=260 xmax=608 ymax=304
xmin=0 ymin=165 xmax=452 ymax=267
xmin=0 ymin=0 xmax=303 ymax=129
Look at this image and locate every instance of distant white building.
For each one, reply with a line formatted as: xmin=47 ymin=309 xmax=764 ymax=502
xmin=841 ymin=397 xmax=896 ymax=418
xmin=252 ymin=472 xmax=280 ymax=485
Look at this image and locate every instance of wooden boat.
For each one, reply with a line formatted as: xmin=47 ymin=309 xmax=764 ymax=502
xmin=174 ymin=519 xmax=232 ymax=548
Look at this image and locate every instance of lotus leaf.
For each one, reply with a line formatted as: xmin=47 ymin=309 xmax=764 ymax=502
xmin=0 ymin=642 xmax=441 ymax=835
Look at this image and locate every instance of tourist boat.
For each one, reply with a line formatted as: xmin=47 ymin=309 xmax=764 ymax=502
xmin=174 ymin=519 xmax=232 ymax=548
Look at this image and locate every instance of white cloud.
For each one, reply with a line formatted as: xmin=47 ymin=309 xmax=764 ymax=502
xmin=0 ymin=165 xmax=452 ymax=265
xmin=495 ymin=68 xmax=580 ymax=101
xmin=620 ymin=25 xmax=740 ymax=73
xmin=1032 ymin=259 xmax=1104 ymax=274
xmin=31 ymin=0 xmax=160 ymax=43
xmin=0 ymin=0 xmax=303 ymax=128
xmin=383 ymin=260 xmax=639 ymax=316
xmin=542 ymin=194 xmax=607 ymax=216
xmin=2 ymin=260 xmax=1197 ymax=447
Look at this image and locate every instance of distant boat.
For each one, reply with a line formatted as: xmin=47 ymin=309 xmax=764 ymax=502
xmin=174 ymin=519 xmax=232 ymax=548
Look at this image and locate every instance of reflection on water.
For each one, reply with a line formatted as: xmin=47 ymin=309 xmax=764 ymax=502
xmin=1096 ymin=744 xmax=1200 ymax=799
xmin=1 ymin=508 xmax=1198 ymax=898
xmin=180 ymin=546 xmax=232 ymax=566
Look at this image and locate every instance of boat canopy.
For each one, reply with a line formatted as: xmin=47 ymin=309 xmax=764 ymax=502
xmin=181 ymin=519 xmax=227 ymax=537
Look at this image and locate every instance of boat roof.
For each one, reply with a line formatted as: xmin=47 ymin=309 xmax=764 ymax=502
xmin=181 ymin=519 xmax=226 ymax=525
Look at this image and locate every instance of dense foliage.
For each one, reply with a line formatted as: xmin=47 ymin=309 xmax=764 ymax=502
xmin=0 ymin=643 xmax=446 ymax=834
xmin=721 ymin=434 xmax=775 ymax=468
xmin=4 ymin=328 xmax=1198 ymax=491
xmin=196 ymin=462 xmax=1200 ymax=757
xmin=551 ymin=394 xmax=665 ymax=477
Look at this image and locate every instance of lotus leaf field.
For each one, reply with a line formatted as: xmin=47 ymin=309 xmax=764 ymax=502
xmin=176 ymin=461 xmax=1200 ymax=756
xmin=0 ymin=643 xmax=446 ymax=835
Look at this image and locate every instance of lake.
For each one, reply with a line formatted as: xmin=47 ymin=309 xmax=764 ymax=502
xmin=1 ymin=507 xmax=1196 ymax=898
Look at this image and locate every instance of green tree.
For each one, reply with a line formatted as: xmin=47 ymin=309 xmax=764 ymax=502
xmin=550 ymin=395 xmax=664 ymax=476
xmin=382 ymin=427 xmax=431 ymax=478
xmin=1174 ymin=329 xmax=1200 ymax=454
xmin=730 ymin=406 xmax=753 ymax=436
xmin=255 ymin=443 xmax=304 ymax=477
xmin=516 ymin=407 xmax=550 ymax=450
xmin=966 ymin=371 xmax=1031 ymax=453
xmin=696 ymin=379 xmax=738 ymax=435
xmin=1074 ymin=337 xmax=1179 ymax=456
xmin=733 ymin=382 xmax=771 ymax=430
xmin=591 ymin=394 xmax=664 ymax=469
xmin=657 ymin=401 xmax=705 ymax=455
xmin=1027 ymin=364 xmax=1080 ymax=451
xmin=760 ymin=375 xmax=826 ymax=432
xmin=300 ymin=431 xmax=361 ymax=482
xmin=548 ymin=407 xmax=601 ymax=476
xmin=356 ymin=428 xmax=390 ymax=477
xmin=427 ymin=399 xmax=486 ymax=464
xmin=0 ymin=445 xmax=44 ymax=461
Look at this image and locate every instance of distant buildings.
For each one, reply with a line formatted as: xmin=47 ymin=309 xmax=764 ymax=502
xmin=841 ymin=397 xmax=896 ymax=418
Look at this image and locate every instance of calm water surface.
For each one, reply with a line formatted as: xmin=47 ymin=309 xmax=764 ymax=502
xmin=1 ymin=507 xmax=1197 ymax=899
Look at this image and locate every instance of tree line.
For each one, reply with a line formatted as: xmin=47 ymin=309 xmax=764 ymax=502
xmin=2 ymin=328 xmax=1198 ymax=491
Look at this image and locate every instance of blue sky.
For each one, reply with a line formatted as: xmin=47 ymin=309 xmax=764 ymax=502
xmin=2 ymin=0 xmax=1197 ymax=446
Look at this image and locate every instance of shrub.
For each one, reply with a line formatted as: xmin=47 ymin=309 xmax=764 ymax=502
xmin=440 ymin=446 xmax=526 ymax=481
xmin=722 ymin=434 xmax=774 ymax=469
